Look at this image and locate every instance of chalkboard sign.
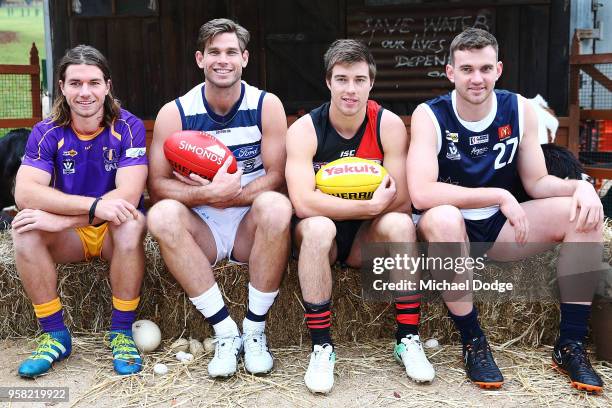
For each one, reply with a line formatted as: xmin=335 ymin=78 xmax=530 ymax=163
xmin=347 ymin=6 xmax=495 ymax=103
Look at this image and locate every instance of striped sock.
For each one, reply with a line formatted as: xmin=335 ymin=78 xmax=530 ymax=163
xmin=190 ymin=283 xmax=239 ymax=337
xmin=395 ymin=293 xmax=421 ymax=343
xmin=243 ymin=283 xmax=279 ymax=333
xmin=111 ymin=296 xmax=140 ymax=332
xmin=33 ymin=297 xmax=67 ymax=333
xmin=304 ymin=300 xmax=333 ymax=349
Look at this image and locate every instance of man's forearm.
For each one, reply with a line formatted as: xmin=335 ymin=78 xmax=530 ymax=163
xmin=526 ymin=175 xmax=580 ymax=199
xmin=149 ymin=176 xmax=214 ymax=207
xmin=225 ymin=171 xmax=285 ymax=207
xmin=411 ymin=182 xmax=507 ymax=211
xmin=16 ymin=182 xmax=94 ymax=215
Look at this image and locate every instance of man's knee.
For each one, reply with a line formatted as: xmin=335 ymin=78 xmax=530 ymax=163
xmin=12 ymin=228 xmax=47 ymax=257
xmin=372 ymin=212 xmax=415 ymax=242
xmin=298 ymin=216 xmax=336 ymax=252
xmin=419 ymin=205 xmax=466 ymax=241
xmin=252 ymin=192 xmax=292 ymax=233
xmin=109 ymin=213 xmax=146 ymax=251
xmin=147 ymin=199 xmax=188 ymax=240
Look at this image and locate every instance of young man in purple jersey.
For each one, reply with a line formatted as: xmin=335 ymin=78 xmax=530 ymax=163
xmin=11 ymin=45 xmax=148 ymax=377
xmin=408 ymin=28 xmax=604 ymax=392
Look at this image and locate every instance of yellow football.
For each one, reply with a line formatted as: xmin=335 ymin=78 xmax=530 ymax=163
xmin=315 ymin=157 xmax=387 ymax=200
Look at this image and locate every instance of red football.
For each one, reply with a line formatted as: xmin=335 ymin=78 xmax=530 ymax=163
xmin=163 ymin=130 xmax=237 ymax=180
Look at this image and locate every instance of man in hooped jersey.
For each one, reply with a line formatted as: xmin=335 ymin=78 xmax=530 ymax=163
xmin=147 ymin=19 xmax=291 ymax=378
xmin=12 ymin=45 xmax=148 ymax=377
xmin=408 ymin=28 xmax=604 ymax=392
xmin=286 ymin=39 xmax=434 ymax=394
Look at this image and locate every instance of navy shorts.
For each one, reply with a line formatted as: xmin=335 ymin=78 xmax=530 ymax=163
xmin=464 ymin=210 xmax=508 ymax=255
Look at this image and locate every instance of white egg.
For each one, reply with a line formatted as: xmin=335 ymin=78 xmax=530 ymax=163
xmin=203 ymin=337 xmax=215 ymax=352
xmin=175 ymin=351 xmax=187 ymax=361
xmin=153 ymin=363 xmax=168 ymax=375
xmin=131 ymin=320 xmax=162 ymax=352
xmin=169 ymin=338 xmax=190 ymax=353
xmin=189 ymin=338 xmax=204 ymax=357
xmin=424 ymin=338 xmax=439 ymax=349
xmin=181 ymin=353 xmax=194 ymax=362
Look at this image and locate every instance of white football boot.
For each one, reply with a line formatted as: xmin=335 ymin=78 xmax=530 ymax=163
xmin=242 ymin=330 xmax=273 ymax=374
xmin=304 ymin=344 xmax=336 ymax=394
xmin=207 ymin=334 xmax=242 ymax=377
xmin=394 ymin=334 xmax=435 ymax=382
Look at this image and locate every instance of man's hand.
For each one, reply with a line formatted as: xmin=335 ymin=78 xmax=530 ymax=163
xmin=203 ymin=157 xmax=243 ymax=207
xmin=499 ymin=191 xmax=529 ymax=244
xmin=95 ymin=198 xmax=138 ymax=225
xmin=12 ymin=209 xmax=70 ymax=233
xmin=368 ymin=175 xmax=397 ymax=216
xmin=570 ymin=180 xmax=603 ymax=233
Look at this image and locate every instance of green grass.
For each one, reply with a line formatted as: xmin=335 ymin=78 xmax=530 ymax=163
xmin=0 ymin=6 xmax=45 ymax=64
xmin=0 ymin=6 xmax=45 ymax=129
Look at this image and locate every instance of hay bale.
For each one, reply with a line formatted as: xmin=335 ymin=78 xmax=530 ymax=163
xmin=0 ymin=230 xmax=609 ymax=347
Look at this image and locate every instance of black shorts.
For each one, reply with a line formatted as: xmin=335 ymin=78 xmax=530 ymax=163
xmin=291 ymin=216 xmax=363 ymax=264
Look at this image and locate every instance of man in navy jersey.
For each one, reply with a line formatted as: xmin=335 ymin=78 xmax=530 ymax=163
xmin=12 ymin=45 xmax=148 ymax=377
xmin=147 ymin=19 xmax=291 ymax=378
xmin=408 ymin=28 xmax=604 ymax=392
xmin=286 ymin=39 xmax=434 ymax=394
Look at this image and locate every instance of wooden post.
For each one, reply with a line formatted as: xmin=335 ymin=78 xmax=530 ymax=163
xmin=569 ymin=32 xmax=580 ymax=106
xmin=29 ymin=43 xmax=42 ymax=119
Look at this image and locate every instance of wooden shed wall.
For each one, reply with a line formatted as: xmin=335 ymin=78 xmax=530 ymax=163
xmin=50 ymin=0 xmax=570 ymax=119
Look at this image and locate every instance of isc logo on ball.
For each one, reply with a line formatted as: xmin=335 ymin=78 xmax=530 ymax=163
xmin=178 ymin=140 xmax=226 ymax=165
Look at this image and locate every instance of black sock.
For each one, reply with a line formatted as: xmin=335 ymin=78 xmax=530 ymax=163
xmin=304 ymin=300 xmax=333 ymax=349
xmin=449 ymin=306 xmax=484 ymax=345
xmin=559 ymin=303 xmax=591 ymax=344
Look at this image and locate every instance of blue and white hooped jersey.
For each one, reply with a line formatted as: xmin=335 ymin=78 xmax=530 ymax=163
xmin=422 ymin=89 xmax=524 ymax=220
xmin=175 ymin=81 xmax=266 ymax=187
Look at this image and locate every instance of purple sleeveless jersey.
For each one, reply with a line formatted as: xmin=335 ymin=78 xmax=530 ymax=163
xmin=22 ymin=109 xmax=148 ymax=206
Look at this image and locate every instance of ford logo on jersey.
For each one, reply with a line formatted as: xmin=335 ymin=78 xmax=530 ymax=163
xmin=233 ymin=145 xmax=260 ymax=160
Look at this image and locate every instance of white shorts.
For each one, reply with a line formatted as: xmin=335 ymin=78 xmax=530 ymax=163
xmin=192 ymin=205 xmax=250 ymax=265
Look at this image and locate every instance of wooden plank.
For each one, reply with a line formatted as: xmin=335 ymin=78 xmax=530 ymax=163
xmin=141 ymin=18 xmax=163 ymax=120
xmin=568 ymin=104 xmax=580 ymax=156
xmin=569 ymin=33 xmax=580 ymax=105
xmin=579 ymin=65 xmax=612 ymax=93
xmin=160 ymin=0 xmax=185 ymax=103
xmin=29 ymin=44 xmax=41 ymax=119
xmin=106 ymin=19 xmax=127 ymax=108
xmin=0 ymin=118 xmax=41 ymax=128
xmin=519 ymin=5 xmax=549 ymax=97
xmin=570 ymin=53 xmax=612 ymax=65
xmin=581 ymin=110 xmax=612 ymax=120
xmin=86 ymin=19 xmax=108 ymax=57
xmin=123 ymin=19 xmax=145 ymax=116
xmin=546 ymin=0 xmax=570 ymax=115
xmin=495 ymin=6 xmax=520 ymax=92
xmin=583 ymin=166 xmax=612 ymax=180
xmin=49 ymin=0 xmax=70 ymax=98
xmin=0 ymin=65 xmax=39 ymax=74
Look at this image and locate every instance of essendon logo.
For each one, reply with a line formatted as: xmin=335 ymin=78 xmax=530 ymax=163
xmin=178 ymin=140 xmax=226 ymax=165
xmin=498 ymin=125 xmax=512 ymax=140
xmin=321 ymin=164 xmax=381 ymax=179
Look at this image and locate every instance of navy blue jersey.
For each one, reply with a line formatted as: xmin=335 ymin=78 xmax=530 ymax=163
xmin=418 ymin=90 xmax=523 ymax=219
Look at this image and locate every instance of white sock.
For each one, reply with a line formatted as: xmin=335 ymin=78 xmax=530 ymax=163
xmin=243 ymin=283 xmax=279 ymax=333
xmin=190 ymin=283 xmax=238 ymax=337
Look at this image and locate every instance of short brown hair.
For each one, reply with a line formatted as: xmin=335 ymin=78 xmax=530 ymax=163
xmin=324 ymin=39 xmax=376 ymax=81
xmin=197 ymin=18 xmax=250 ymax=53
xmin=50 ymin=45 xmax=121 ymax=127
xmin=449 ymin=28 xmax=498 ymax=66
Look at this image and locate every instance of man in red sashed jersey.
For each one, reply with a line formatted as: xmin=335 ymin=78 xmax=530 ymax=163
xmin=285 ymin=39 xmax=434 ymax=394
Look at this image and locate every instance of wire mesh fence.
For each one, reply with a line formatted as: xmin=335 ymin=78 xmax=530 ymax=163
xmin=0 ymin=74 xmax=33 ymax=119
